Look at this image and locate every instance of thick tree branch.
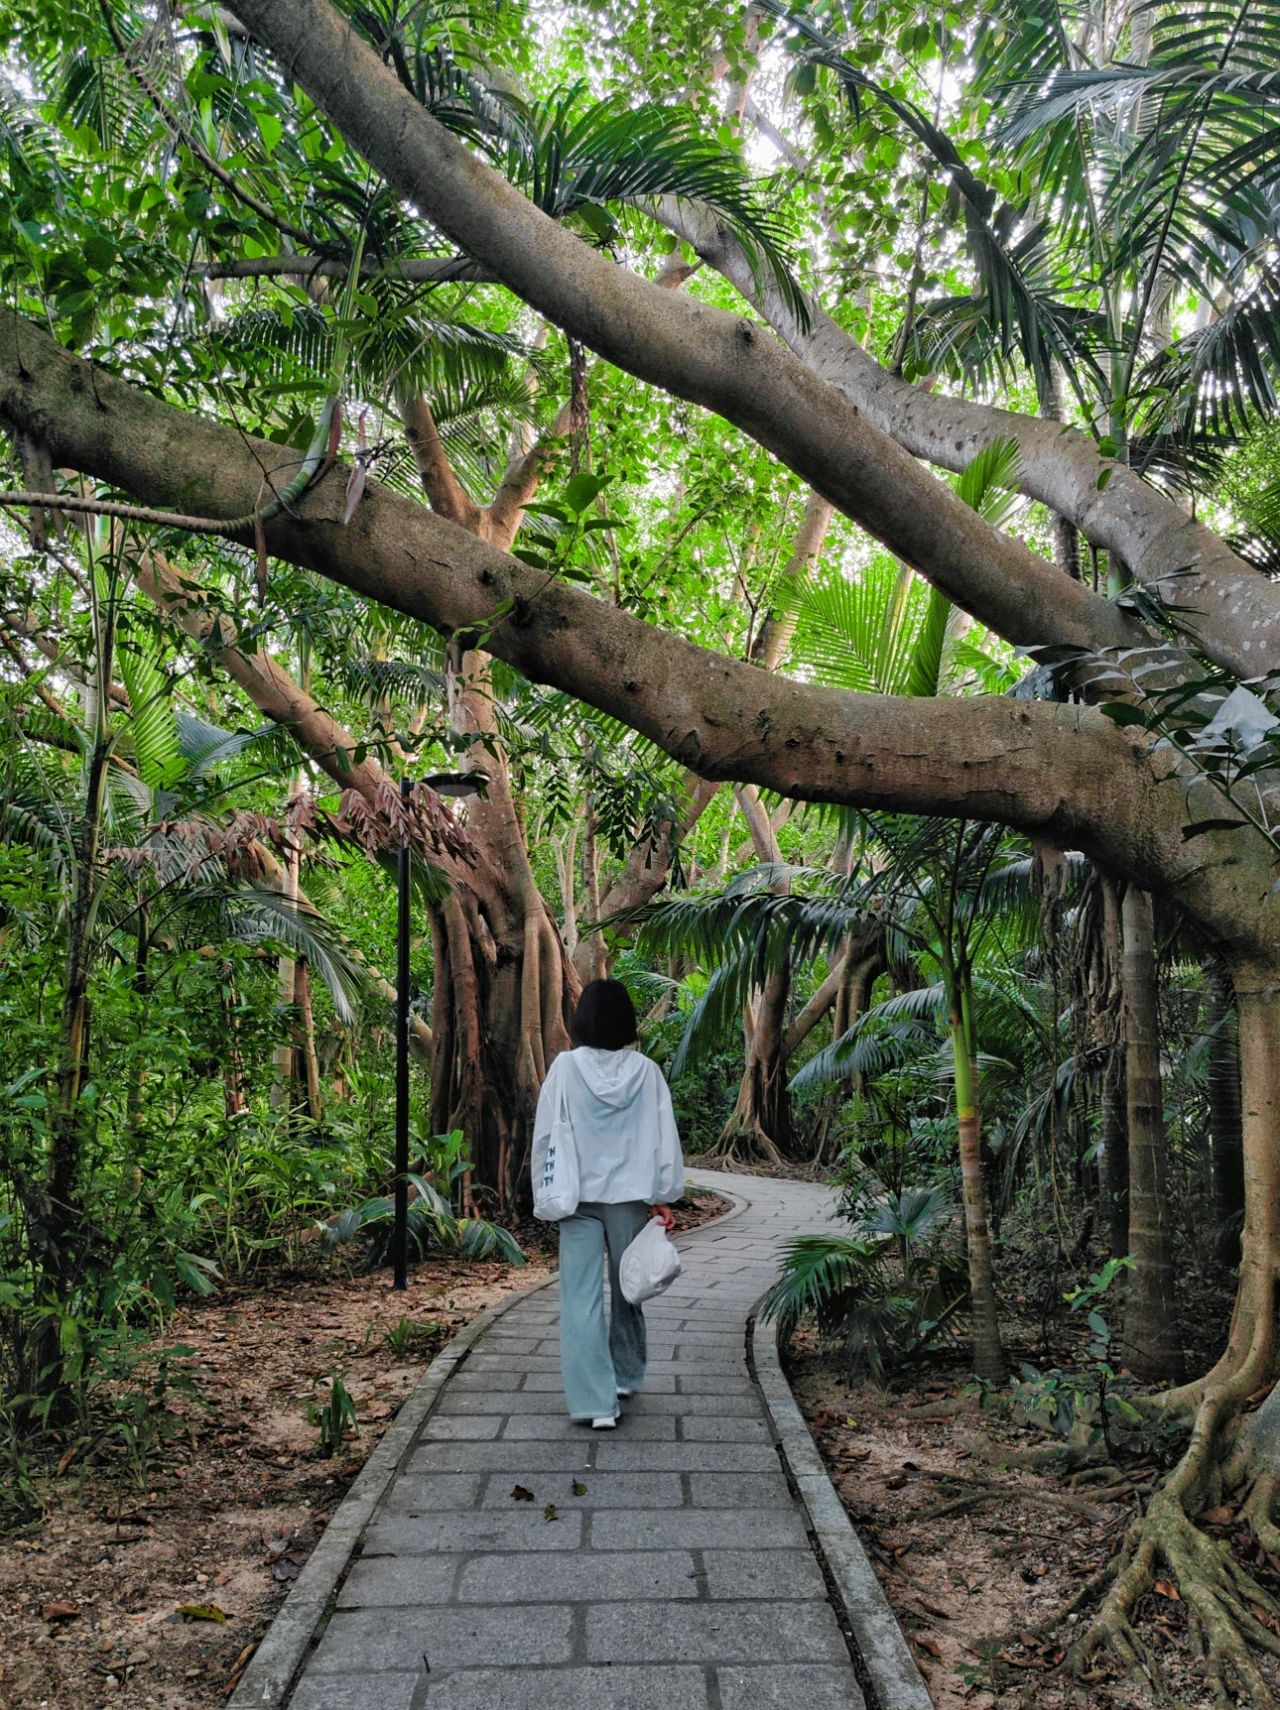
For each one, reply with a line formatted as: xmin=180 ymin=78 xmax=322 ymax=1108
xmin=1 ymin=310 xmax=1276 ymax=967
xmin=657 ymin=199 xmax=1280 ymax=683
xmin=222 ymin=0 xmax=1141 ymax=664
xmin=198 ymin=254 xmax=489 ymax=285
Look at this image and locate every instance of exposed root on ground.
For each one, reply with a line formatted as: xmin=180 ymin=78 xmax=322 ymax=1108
xmin=1064 ymin=1383 xmax=1280 ymax=1706
xmin=699 ymin=1122 xmax=787 ymax=1171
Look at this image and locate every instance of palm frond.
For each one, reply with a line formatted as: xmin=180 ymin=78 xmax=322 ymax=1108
xmin=471 ymin=83 xmax=807 ymax=327
xmin=117 ymin=637 xmax=185 ymax=791
xmin=758 ymin=1233 xmax=883 ymax=1334
xmin=766 ymin=1 xmax=1101 ymax=402
xmin=224 ymin=885 xmax=367 ymax=1023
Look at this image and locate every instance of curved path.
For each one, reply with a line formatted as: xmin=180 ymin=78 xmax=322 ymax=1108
xmin=274 ymin=1172 xmax=875 ymax=1710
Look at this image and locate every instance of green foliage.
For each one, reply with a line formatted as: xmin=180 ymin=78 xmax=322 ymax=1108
xmin=323 ymin=1136 xmax=525 ymax=1268
xmin=380 ymin=1316 xmax=443 ymax=1359
xmin=760 ymin=1221 xmax=967 ymax=1386
xmin=1006 ymin=1259 xmax=1183 ymax=1459
xmin=314 ymin=1372 xmax=359 ymax=1458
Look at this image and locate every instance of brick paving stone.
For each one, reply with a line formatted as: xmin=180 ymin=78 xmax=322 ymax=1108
xmin=592 ymin=1440 xmax=777 ymax=1472
xmin=716 ymin=1665 xmax=866 ymax=1709
xmin=521 ymin=1370 xmax=675 ymax=1393
xmin=362 ymin=1511 xmax=584 ymax=1554
xmin=698 ymin=1549 xmax=829 ymax=1600
xmin=585 ymin=1600 xmax=847 ymax=1663
xmin=608 ymin=1391 xmax=762 ymax=1417
xmin=502 ymin=1411 xmax=677 ymax=1440
xmin=674 ymin=1374 xmax=758 ymax=1394
xmin=589 ymin=1509 xmax=810 ymax=1551
xmin=336 ymin=1558 xmax=459 ymax=1608
xmin=479 ymin=1470 xmax=685 ymax=1508
xmin=455 ymin=1549 xmax=700 ymax=1602
xmin=679 ymin=1415 xmax=772 ymax=1441
xmin=368 ymin=1474 xmax=481 ymax=1511
xmin=407 ymin=1441 xmax=593 ymax=1472
xmin=418 ymin=1666 xmax=711 ymax=1709
xmin=685 ymin=1472 xmax=795 ymax=1507
xmin=436 ymin=1390 xmax=565 ymax=1415
xmin=289 ymin=1673 xmax=420 ymax=1710
xmin=308 ymin=1605 xmax=572 ymax=1673
xmin=419 ymin=1415 xmax=504 ymax=1441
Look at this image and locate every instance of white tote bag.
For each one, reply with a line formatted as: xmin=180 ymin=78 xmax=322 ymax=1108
xmin=620 ymin=1218 xmax=682 ymax=1304
xmin=533 ymin=1071 xmax=580 ymax=1221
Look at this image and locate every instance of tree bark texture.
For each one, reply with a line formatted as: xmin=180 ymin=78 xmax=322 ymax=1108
xmin=1205 ymin=955 xmax=1244 ymax=1267
xmin=1120 ymin=885 xmax=1184 ymax=1384
xmin=1097 ymin=875 xmax=1130 ymax=1263
xmin=656 ymin=201 xmax=1280 ymax=684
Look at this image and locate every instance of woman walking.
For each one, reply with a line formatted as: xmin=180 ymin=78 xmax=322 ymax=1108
xmin=531 ymin=979 xmax=684 ymax=1428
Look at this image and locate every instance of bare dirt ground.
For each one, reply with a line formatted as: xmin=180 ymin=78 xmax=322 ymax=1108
xmin=0 ymin=1187 xmax=728 ymax=1710
xmin=788 ymin=1331 xmax=1280 ymax=1709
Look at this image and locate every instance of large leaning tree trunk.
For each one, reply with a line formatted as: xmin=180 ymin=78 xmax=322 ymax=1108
xmin=402 ymin=388 xmax=579 ymax=1208
xmin=1119 ymin=884 xmax=1184 ymax=1384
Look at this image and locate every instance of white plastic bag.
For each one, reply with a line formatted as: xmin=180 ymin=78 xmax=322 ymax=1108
xmin=619 ymin=1217 xmax=681 ymax=1304
xmin=533 ymin=1073 xmax=580 ymax=1221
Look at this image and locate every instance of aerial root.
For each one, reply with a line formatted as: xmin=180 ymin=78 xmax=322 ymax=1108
xmin=1064 ymin=1484 xmax=1280 ymax=1707
xmin=1241 ymin=1471 xmax=1280 ymax=1557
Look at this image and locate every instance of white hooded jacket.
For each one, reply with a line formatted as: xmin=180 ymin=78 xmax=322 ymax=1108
xmin=530 ymin=1046 xmax=684 ymax=1207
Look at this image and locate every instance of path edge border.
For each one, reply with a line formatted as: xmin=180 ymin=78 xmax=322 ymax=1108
xmin=227 ymin=1177 xmax=743 ymax=1710
xmin=750 ymin=1303 xmax=935 ymax=1710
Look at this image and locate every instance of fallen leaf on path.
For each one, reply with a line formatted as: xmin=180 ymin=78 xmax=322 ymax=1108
xmin=176 ymin=1604 xmax=229 ymax=1623
xmin=41 ymin=1601 xmax=80 ymax=1622
xmin=511 ymin=1485 xmax=534 ymax=1502
xmin=572 ymin=1481 xmax=587 ymax=1496
xmin=1200 ymin=1505 xmax=1235 ymax=1525
xmin=544 ymin=1504 xmax=558 ymax=1522
xmin=1154 ymin=1580 xmax=1180 ymax=1600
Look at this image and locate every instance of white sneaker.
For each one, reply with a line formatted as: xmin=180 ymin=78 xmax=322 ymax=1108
xmin=591 ymin=1414 xmax=617 ymax=1429
xmin=616 ymin=1389 xmax=634 ymax=1400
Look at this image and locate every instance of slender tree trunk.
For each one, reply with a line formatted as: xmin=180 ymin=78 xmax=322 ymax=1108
xmin=219 ymin=968 xmax=248 ymax=1119
xmin=1205 ymin=955 xmax=1244 ymax=1267
xmin=39 ymin=720 xmax=112 ymax=1401
xmin=1097 ymin=876 xmax=1130 ymax=1261
xmin=271 ymin=814 xmax=303 ymax=1111
xmin=950 ymin=963 xmax=1006 ymax=1382
xmin=580 ymin=804 xmax=608 ymax=982
xmin=126 ymin=902 xmax=149 ymax=1139
xmin=436 ymin=646 xmax=577 ymax=1207
xmin=293 ymin=956 xmax=323 ymax=1122
xmin=1120 ymin=885 xmax=1184 ymax=1383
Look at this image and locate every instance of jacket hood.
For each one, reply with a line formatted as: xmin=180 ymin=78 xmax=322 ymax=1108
xmin=564 ymin=1046 xmax=652 ymax=1109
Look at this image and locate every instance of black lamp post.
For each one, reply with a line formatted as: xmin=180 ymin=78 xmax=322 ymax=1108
xmin=392 ymin=770 xmax=487 ymax=1292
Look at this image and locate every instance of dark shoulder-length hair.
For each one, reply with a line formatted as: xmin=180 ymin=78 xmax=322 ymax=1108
xmin=571 ymin=978 xmax=639 ymax=1050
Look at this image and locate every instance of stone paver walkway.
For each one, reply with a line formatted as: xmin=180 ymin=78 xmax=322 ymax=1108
xmin=287 ymin=1170 xmax=862 ymax=1710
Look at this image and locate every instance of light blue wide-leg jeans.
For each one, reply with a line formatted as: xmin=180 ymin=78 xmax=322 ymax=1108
xmin=558 ymin=1200 xmax=650 ymax=1421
